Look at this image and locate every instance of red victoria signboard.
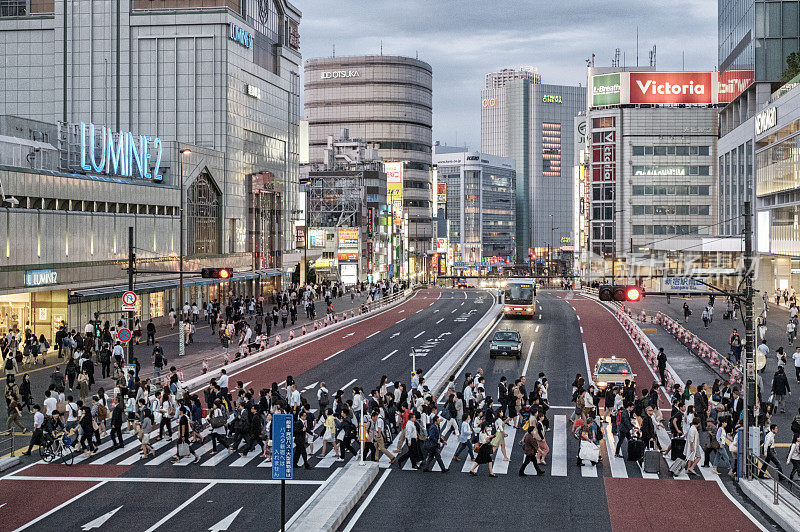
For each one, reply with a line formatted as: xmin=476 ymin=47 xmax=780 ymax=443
xmin=629 ymin=72 xmax=713 ymax=105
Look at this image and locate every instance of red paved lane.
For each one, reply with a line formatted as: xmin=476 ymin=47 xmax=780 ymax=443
xmin=0 ymin=464 xmax=130 ymax=530
xmin=571 ymin=295 xmax=670 ymax=409
xmin=605 ymin=478 xmax=760 ymax=531
xmin=215 ymin=288 xmax=441 ymax=389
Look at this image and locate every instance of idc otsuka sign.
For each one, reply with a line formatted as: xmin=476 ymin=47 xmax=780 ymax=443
xmin=321 ymin=70 xmax=360 ymax=79
xmin=591 ymin=71 xmax=743 ymax=107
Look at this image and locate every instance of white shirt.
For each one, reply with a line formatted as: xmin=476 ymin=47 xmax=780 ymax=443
xmin=764 ymin=431 xmax=776 ymax=453
xmin=112 ymin=345 xmax=124 ymax=359
xmin=405 ymin=420 xmax=418 ymax=440
xmin=43 ymin=397 xmax=58 ymax=416
xmin=84 ymin=323 xmax=94 ymax=335
xmin=243 ymin=327 xmax=252 ymax=342
xmin=290 ymin=389 xmax=301 ymax=407
xmin=66 ymin=402 xmax=79 ymax=422
xmin=464 ymin=385 xmax=474 ymax=404
xmin=793 ymin=351 xmax=800 ymax=368
xmin=218 ymin=374 xmax=229 ymax=388
xmin=183 ymin=304 xmax=190 ymax=315
xmin=33 ymin=411 xmax=44 ymax=429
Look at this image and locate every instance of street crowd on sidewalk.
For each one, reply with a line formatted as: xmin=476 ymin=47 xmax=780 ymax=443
xmin=642 ymin=288 xmax=800 ymax=482
xmin=1 ymin=278 xmax=407 ymax=460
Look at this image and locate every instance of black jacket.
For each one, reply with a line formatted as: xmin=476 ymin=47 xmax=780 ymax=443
xmin=772 ymin=371 xmax=791 ymax=396
xmin=111 ymin=404 xmax=124 ymax=427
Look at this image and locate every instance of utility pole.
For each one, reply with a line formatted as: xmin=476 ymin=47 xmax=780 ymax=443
xmin=127 ymin=226 xmax=135 ymax=365
xmin=742 ymin=200 xmax=755 ymax=478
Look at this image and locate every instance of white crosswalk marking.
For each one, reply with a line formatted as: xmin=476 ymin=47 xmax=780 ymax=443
xmin=379 ymin=433 xmax=402 ymax=468
xmin=430 ymin=434 xmax=458 ymax=472
xmin=88 ymin=432 xmax=142 ymax=465
xmin=551 ymin=416 xmax=567 ymax=476
xmin=491 ymin=426 xmax=517 ymax=474
xmin=663 ymin=456 xmax=690 ymax=480
xmin=256 ymin=456 xmax=272 ymax=468
xmin=699 ymin=465 xmax=720 ymax=481
xmin=145 ymin=443 xmax=181 ymax=465
xmin=581 ymin=461 xmax=598 ymax=477
xmin=201 ymin=448 xmax=233 ymax=466
xmin=118 ymin=431 xmax=176 ymax=465
xmin=603 ymin=424 xmax=628 ymax=478
xmin=315 ymin=449 xmax=341 ymax=468
xmin=175 ymin=442 xmax=213 ymax=465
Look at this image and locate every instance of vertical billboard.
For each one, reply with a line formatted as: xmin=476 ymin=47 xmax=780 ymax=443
xmin=385 ymin=162 xmax=403 ymax=227
xmin=591 ymin=73 xmax=622 ymax=106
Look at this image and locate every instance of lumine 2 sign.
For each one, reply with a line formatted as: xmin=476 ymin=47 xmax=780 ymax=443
xmin=80 ymin=122 xmax=163 ymax=182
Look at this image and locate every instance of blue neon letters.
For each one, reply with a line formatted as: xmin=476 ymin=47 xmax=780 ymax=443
xmin=80 ymin=122 xmax=163 ymax=182
xmin=229 ymin=22 xmax=253 ymax=48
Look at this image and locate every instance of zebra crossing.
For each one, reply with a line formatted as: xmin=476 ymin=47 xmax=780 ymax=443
xmin=40 ymin=414 xmax=726 ymax=481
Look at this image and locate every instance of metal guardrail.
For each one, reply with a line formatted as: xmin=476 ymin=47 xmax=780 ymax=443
xmin=0 ymin=432 xmax=14 ymax=457
xmin=746 ymin=451 xmax=800 ymax=517
xmin=144 ymin=289 xmax=412 ymax=388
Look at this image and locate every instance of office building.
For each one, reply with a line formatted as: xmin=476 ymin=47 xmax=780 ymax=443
xmin=584 ymin=68 xmax=722 ymax=285
xmin=0 ymin=0 xmax=302 ymax=337
xmin=480 ymin=68 xmax=585 ymax=258
xmin=304 ymin=55 xmax=434 ymax=277
xmin=301 ymin=130 xmax=388 ymax=284
xmin=433 ymin=147 xmax=516 ymax=271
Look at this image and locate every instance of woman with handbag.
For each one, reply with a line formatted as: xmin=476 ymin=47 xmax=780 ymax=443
xmin=137 ymin=408 xmax=155 ymax=458
xmin=171 ymin=406 xmax=200 ymax=463
xmin=206 ymin=399 xmax=229 ymax=454
xmin=491 ymin=411 xmax=510 ymax=461
xmin=79 ymin=406 xmax=97 ymax=455
xmin=534 ymin=412 xmax=550 ymax=465
xmin=469 ymin=423 xmax=496 ymax=477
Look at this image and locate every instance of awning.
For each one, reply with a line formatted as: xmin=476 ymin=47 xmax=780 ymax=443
xmin=255 ymin=268 xmax=283 ymax=277
xmin=69 ymin=271 xmax=260 ymax=302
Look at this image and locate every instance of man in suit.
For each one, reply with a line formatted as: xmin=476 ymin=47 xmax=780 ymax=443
xmin=109 ymin=395 xmax=125 ymax=449
xmin=730 ymin=387 xmax=744 ymax=421
xmin=694 ymin=384 xmax=708 ymax=430
xmin=614 ymin=404 xmax=635 ymax=458
xmin=422 ymin=416 xmax=448 ymax=472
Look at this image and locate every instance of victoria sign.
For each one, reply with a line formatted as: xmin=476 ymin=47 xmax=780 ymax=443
xmin=629 ymin=72 xmax=713 ymax=104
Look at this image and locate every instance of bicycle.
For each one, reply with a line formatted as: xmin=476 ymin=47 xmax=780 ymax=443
xmin=38 ymin=433 xmax=75 ymax=465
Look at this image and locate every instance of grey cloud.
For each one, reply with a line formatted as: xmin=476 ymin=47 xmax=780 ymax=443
xmin=299 ymin=0 xmax=716 ymax=149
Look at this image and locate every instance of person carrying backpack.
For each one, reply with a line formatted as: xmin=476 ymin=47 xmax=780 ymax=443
xmin=152 ymin=342 xmax=165 ymax=379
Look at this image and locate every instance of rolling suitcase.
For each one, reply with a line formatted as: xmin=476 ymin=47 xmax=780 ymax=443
xmin=670 ymin=438 xmax=686 ymax=460
xmin=669 ymin=458 xmax=687 ymax=477
xmin=627 ymin=438 xmax=644 ymax=462
xmin=644 ymin=446 xmax=661 ymax=474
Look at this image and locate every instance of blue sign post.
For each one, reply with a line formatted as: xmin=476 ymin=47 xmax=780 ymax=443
xmin=272 ymin=414 xmax=293 ymax=531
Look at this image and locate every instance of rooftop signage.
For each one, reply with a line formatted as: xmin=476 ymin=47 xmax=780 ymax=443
xmin=591 ymin=71 xmax=745 ymax=107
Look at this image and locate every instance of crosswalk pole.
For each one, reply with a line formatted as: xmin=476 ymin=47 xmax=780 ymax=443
xmin=360 ymin=408 xmax=365 ymax=465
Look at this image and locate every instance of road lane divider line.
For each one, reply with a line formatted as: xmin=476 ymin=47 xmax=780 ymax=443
xmin=341 ymin=469 xmax=391 ymax=532
xmin=413 ymin=331 xmax=425 ymax=339
xmin=366 ymin=331 xmax=379 ymax=339
xmin=12 ymin=480 xmax=108 ymax=532
xmin=436 ymin=318 xmax=444 ymax=324
xmin=535 ymin=325 xmax=540 ymax=332
xmin=340 ymin=378 xmax=358 ymax=390
xmin=714 ymin=478 xmax=769 ymax=532
xmin=580 ymin=326 xmax=584 ymax=333
xmin=144 ymin=482 xmax=217 ymax=532
xmin=416 ymin=309 xmax=424 ymax=313
xmin=522 ymin=341 xmax=535 ymax=376
xmin=396 ymin=318 xmax=406 ymax=324
xmin=381 ymin=350 xmax=398 ymax=361
xmin=325 ymin=349 xmax=345 ymax=361
xmin=551 ymin=415 xmax=567 ymax=476
xmin=582 ymin=343 xmax=592 ymax=385
xmin=576 ymin=315 xmax=580 ymax=320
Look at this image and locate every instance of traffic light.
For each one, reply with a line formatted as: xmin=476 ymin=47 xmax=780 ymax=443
xmin=201 ymin=267 xmax=233 ymax=279
xmin=598 ymin=284 xmax=644 ymax=302
xmin=94 ymin=321 xmax=102 ymax=338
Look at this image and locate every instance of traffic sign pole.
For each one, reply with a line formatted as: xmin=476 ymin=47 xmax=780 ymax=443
xmin=127 ymin=227 xmax=135 ymax=365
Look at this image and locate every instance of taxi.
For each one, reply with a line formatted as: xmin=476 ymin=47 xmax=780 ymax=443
xmin=489 ymin=329 xmax=523 ymax=359
xmin=593 ymin=356 xmax=635 ymax=393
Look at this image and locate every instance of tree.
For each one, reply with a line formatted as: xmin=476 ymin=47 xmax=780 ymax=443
xmin=782 ymin=51 xmax=800 ymax=83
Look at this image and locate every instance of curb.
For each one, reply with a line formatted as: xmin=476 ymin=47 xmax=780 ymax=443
xmin=739 ymin=479 xmax=799 ymax=532
xmin=0 ymin=456 xmax=20 ymax=471
xmin=181 ymin=290 xmax=414 ymax=393
xmin=287 ymin=461 xmax=379 ymax=532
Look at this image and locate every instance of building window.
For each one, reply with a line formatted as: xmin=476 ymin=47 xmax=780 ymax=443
xmin=0 ymin=0 xmax=26 ymax=16
xmin=187 ymin=173 xmax=221 ymax=255
xmin=592 ymin=117 xmax=615 ymax=128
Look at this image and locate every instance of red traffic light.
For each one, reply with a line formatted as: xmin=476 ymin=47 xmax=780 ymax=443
xmin=201 ymin=268 xmax=233 ymax=279
xmin=626 ymin=287 xmax=642 ymax=301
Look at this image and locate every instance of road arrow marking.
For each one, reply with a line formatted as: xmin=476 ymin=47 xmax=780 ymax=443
xmin=82 ymin=506 xmax=123 ymax=530
xmin=433 ymin=309 xmax=439 ymax=313
xmin=208 ymin=507 xmax=243 ymax=531
xmin=398 ymin=310 xmax=405 ymax=314
xmin=342 ymin=332 xmax=355 ymax=338
xmin=390 ymin=332 xmax=400 ymax=338
xmin=302 ymin=381 xmax=319 ymax=391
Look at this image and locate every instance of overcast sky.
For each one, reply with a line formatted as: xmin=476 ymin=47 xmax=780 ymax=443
xmin=298 ymin=0 xmax=717 ymax=150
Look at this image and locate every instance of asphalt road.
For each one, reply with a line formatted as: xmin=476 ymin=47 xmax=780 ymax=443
xmin=0 ymin=287 xmax=495 ymax=532
xmin=341 ymin=291 xmax=774 ymax=532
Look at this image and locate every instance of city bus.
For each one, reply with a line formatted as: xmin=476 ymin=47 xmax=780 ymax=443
xmin=502 ymin=278 xmax=536 ymax=317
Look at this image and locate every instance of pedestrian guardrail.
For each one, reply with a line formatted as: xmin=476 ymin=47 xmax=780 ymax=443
xmin=746 ymin=451 xmax=800 ymax=518
xmin=145 ymin=289 xmax=412 ymax=388
xmin=0 ymin=431 xmax=14 ymax=457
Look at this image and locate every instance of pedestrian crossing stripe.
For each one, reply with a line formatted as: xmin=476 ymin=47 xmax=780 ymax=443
xmin=38 ymin=416 xmax=724 ymax=481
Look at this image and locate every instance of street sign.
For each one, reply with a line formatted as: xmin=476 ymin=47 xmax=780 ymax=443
xmin=123 ymin=363 xmax=136 ymax=376
xmin=272 ymin=414 xmax=293 ymax=480
xmin=117 ymin=328 xmax=132 ymax=343
xmin=661 ymin=277 xmax=702 ymax=292
xmin=122 ymin=291 xmax=137 ymax=311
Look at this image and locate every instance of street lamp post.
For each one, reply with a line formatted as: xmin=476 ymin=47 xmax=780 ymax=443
xmin=178 ymin=148 xmax=191 ymax=358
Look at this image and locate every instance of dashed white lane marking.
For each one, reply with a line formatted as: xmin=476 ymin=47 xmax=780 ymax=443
xmin=576 ymin=315 xmax=581 ymax=320
xmin=325 ymin=349 xmax=344 ymax=361
xmin=366 ymin=331 xmax=380 ymax=339
xmin=396 ymin=318 xmax=406 ymax=324
xmin=413 ymin=331 xmax=425 ymax=339
xmin=522 ymin=341 xmax=535 ymax=376
xmin=436 ymin=318 xmax=444 ymax=324
xmin=580 ymin=326 xmax=584 ymax=333
xmin=381 ymin=350 xmax=398 ymax=361
xmin=535 ymin=325 xmax=540 ymax=332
